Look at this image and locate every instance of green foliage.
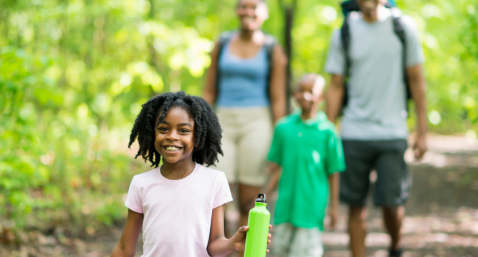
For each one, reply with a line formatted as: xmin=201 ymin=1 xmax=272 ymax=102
xmin=0 ymin=0 xmax=476 ymax=239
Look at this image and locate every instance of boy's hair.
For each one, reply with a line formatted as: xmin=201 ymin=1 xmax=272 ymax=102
xmin=128 ymin=91 xmax=223 ymax=167
xmin=295 ymin=73 xmax=326 ymax=91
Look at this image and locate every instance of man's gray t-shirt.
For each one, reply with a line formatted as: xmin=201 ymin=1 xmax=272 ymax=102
xmin=325 ymin=8 xmax=424 ymax=140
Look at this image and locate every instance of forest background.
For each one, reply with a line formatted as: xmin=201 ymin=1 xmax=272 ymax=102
xmin=1 ymin=0 xmax=477 ymax=242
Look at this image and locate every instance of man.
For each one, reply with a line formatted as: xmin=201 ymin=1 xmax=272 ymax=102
xmin=324 ymin=0 xmax=427 ymax=257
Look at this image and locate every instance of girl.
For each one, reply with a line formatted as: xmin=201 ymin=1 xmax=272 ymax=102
xmin=203 ymin=0 xmax=287 ymax=233
xmin=110 ymin=91 xmax=271 ymax=257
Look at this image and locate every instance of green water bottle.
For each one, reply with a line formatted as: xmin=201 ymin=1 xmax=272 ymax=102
xmin=244 ymin=193 xmax=270 ymax=257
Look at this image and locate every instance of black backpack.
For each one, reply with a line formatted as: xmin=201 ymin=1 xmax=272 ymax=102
xmin=215 ymin=31 xmax=277 ymax=100
xmin=340 ymin=0 xmax=411 ymax=110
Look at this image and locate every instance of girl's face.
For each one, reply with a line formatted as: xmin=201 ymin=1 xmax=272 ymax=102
xmin=236 ymin=0 xmax=268 ymax=31
xmin=154 ymin=107 xmax=195 ymax=164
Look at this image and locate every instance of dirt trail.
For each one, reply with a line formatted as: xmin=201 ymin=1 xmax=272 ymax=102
xmin=320 ymin=134 xmax=478 ymax=257
xmin=2 ymin=134 xmax=477 ymax=257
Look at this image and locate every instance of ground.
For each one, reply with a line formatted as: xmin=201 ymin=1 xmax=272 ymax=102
xmin=1 ymin=134 xmax=478 ymax=257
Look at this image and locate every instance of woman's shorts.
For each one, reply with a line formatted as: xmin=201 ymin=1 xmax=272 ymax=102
xmin=214 ymin=107 xmax=272 ymax=187
xmin=271 ymin=223 xmax=324 ymax=257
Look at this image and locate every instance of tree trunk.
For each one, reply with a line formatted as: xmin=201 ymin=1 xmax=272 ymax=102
xmin=279 ymin=0 xmax=297 ymax=114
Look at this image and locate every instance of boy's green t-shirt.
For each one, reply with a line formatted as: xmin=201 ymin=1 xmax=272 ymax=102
xmin=268 ymin=111 xmax=346 ymax=230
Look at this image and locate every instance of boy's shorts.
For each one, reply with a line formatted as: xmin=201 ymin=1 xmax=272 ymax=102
xmin=271 ymin=223 xmax=323 ymax=257
xmin=340 ymin=139 xmax=411 ymax=206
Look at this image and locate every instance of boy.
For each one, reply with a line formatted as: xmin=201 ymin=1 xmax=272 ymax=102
xmin=266 ymin=74 xmax=346 ymax=257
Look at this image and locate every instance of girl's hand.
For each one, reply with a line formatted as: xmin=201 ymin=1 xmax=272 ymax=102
xmin=230 ymin=225 xmax=272 ymax=252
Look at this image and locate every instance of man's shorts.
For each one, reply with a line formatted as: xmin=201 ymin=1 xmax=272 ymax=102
xmin=271 ymin=223 xmax=324 ymax=257
xmin=340 ymin=139 xmax=411 ymax=206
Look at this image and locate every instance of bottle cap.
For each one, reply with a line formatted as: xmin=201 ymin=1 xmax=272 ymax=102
xmin=255 ymin=193 xmax=266 ymax=203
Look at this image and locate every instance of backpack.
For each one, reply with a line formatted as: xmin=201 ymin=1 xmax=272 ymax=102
xmin=215 ymin=31 xmax=277 ymax=100
xmin=340 ymin=0 xmax=411 ymax=110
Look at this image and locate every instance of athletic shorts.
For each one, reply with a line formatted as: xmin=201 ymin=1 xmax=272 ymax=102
xmin=214 ymin=107 xmax=272 ymax=187
xmin=271 ymin=223 xmax=324 ymax=257
xmin=340 ymin=139 xmax=411 ymax=206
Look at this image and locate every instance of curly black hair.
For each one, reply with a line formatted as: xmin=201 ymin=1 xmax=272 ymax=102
xmin=128 ymin=91 xmax=223 ymax=167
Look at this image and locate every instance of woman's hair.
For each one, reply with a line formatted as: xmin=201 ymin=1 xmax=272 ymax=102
xmin=128 ymin=91 xmax=223 ymax=167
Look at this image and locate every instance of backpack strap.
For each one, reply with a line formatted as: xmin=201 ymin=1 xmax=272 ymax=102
xmin=391 ymin=11 xmax=411 ymax=102
xmin=340 ymin=13 xmax=352 ymax=108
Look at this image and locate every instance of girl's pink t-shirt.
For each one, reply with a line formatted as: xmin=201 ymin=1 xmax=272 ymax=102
xmin=125 ymin=163 xmax=233 ymax=257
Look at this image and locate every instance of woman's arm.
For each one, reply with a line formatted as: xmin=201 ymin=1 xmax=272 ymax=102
xmin=207 ymin=205 xmax=271 ymax=257
xmin=203 ymin=40 xmax=220 ymax=107
xmin=110 ymin=209 xmax=144 ymax=257
xmin=269 ymin=44 xmax=287 ymax=123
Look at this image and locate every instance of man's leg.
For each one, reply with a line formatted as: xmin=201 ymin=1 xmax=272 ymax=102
xmin=348 ymin=206 xmax=368 ymax=257
xmin=373 ymin=140 xmax=410 ymax=257
xmin=340 ymin=140 xmax=376 ymax=257
xmin=383 ymin=206 xmax=405 ymax=251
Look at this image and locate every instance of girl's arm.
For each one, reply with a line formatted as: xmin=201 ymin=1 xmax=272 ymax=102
xmin=111 ymin=209 xmax=144 ymax=257
xmin=269 ymin=44 xmax=287 ymax=123
xmin=207 ymin=205 xmax=272 ymax=257
xmin=206 ymin=205 xmax=237 ymax=257
xmin=203 ymin=40 xmax=220 ymax=107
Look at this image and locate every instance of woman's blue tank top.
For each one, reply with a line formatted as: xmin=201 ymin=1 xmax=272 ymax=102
xmin=216 ymin=39 xmax=269 ymax=107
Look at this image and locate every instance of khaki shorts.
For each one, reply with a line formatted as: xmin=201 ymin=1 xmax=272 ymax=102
xmin=214 ymin=107 xmax=272 ymax=187
xmin=271 ymin=223 xmax=324 ymax=257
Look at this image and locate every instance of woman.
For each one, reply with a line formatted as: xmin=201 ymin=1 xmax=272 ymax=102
xmin=203 ymin=0 xmax=287 ymax=236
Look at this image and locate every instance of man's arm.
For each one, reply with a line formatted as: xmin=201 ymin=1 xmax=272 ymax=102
xmin=407 ymin=64 xmax=427 ymax=160
xmin=325 ymin=74 xmax=345 ymax=123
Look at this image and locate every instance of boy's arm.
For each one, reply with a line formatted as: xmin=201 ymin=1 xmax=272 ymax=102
xmin=265 ymin=162 xmax=282 ymax=197
xmin=111 ymin=209 xmax=144 ymax=257
xmin=327 ymin=173 xmax=339 ymax=230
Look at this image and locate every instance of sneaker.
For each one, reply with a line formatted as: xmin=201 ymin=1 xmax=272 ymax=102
xmin=389 ymin=248 xmax=402 ymax=257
